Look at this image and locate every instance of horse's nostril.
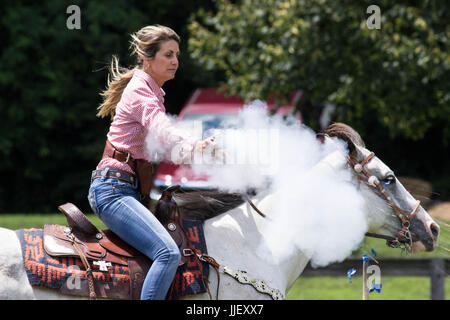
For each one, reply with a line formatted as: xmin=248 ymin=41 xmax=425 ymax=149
xmin=430 ymin=223 xmax=440 ymax=240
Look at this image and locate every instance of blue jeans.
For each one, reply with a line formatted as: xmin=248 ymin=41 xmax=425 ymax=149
xmin=87 ymin=168 xmax=180 ymax=300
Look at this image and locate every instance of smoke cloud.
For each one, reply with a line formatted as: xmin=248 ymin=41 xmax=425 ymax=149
xmin=151 ymin=101 xmax=369 ymax=267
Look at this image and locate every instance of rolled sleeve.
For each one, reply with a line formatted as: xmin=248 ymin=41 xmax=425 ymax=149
xmin=137 ymin=102 xmax=198 ymax=163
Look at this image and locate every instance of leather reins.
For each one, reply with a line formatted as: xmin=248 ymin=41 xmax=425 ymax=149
xmin=244 ymin=194 xmax=266 ymax=218
xmin=347 ymin=152 xmax=420 ymax=251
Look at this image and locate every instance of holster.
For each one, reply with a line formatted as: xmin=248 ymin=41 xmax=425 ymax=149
xmin=135 ymin=159 xmax=153 ymax=208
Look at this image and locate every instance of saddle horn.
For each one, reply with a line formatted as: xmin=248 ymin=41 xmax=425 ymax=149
xmin=160 ymin=185 xmax=181 ymax=201
xmin=155 ymin=185 xmax=181 ymax=225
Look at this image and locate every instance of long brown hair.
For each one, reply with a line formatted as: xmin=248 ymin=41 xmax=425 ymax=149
xmin=96 ymin=25 xmax=180 ymax=120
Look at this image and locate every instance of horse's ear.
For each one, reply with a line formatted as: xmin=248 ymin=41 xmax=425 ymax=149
xmin=324 ymin=122 xmax=365 ymax=158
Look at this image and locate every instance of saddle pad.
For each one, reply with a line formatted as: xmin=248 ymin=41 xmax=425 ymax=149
xmin=16 ymin=219 xmax=209 ymax=299
xmin=15 ymin=228 xmax=132 ymax=299
xmin=171 ymin=218 xmax=210 ymax=297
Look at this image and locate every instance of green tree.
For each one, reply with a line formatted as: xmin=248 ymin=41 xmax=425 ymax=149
xmin=0 ymin=0 xmax=216 ymax=212
xmin=188 ymin=0 xmax=449 ymax=142
xmin=187 ymin=0 xmax=450 ymax=199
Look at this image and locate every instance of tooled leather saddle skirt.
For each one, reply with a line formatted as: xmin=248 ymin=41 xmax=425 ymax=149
xmin=40 ymin=202 xmax=193 ymax=299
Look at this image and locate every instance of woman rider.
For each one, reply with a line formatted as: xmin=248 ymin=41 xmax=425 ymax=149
xmin=88 ymin=25 xmax=216 ymax=300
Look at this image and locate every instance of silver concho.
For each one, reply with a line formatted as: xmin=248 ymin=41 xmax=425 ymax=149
xmin=63 ymin=227 xmax=72 ymax=234
xmin=167 ymin=223 xmax=177 ymax=231
xmin=368 ymin=175 xmax=380 ymax=187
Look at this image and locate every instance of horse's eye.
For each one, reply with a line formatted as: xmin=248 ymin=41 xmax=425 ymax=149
xmin=382 ymin=175 xmax=395 ymax=185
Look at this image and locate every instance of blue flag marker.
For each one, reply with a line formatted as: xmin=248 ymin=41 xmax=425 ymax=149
xmin=347 ymin=268 xmax=356 ymax=283
xmin=369 ymin=283 xmax=382 ymax=293
xmin=362 ymin=254 xmax=369 ymax=262
xmin=367 ymin=249 xmax=379 ymax=264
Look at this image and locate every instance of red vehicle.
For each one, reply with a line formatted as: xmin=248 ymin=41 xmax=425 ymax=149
xmin=150 ymin=88 xmax=303 ymax=199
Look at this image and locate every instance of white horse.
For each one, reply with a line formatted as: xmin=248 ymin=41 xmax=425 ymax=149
xmin=0 ymin=123 xmax=440 ymax=299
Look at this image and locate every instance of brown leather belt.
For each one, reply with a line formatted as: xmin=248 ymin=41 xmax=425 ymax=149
xmin=91 ymin=168 xmax=136 ymax=185
xmin=100 ymin=140 xmax=153 ymax=208
xmin=102 ymin=140 xmax=136 ymax=172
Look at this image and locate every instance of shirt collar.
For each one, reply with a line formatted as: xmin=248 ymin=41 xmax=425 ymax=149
xmin=134 ymin=68 xmax=166 ymax=101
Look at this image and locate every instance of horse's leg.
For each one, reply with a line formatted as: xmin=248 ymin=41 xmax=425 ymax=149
xmin=0 ymin=227 xmax=35 ymax=299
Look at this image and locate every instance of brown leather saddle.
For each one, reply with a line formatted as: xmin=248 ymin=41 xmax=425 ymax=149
xmin=43 ymin=186 xmax=190 ymax=300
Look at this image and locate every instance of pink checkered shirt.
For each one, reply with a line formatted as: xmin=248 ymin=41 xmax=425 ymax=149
xmin=97 ymin=68 xmax=197 ymax=174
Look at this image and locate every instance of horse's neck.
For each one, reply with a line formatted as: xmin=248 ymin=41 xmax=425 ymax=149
xmin=255 ymin=191 xmax=312 ymax=290
xmin=203 ymin=191 xmax=301 ymax=295
xmin=203 ymin=149 xmax=356 ymax=295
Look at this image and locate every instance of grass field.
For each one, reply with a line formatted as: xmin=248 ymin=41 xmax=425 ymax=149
xmin=287 ymin=276 xmax=450 ymax=300
xmin=0 ymin=213 xmax=448 ymax=300
xmin=0 ymin=213 xmax=107 ymax=230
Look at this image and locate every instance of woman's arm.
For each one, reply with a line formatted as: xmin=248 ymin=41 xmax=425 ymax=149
xmin=135 ymin=99 xmax=218 ymax=164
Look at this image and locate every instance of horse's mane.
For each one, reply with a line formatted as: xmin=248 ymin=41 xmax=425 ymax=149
xmin=174 ymin=190 xmax=245 ymax=221
xmin=324 ymin=122 xmax=365 ymax=153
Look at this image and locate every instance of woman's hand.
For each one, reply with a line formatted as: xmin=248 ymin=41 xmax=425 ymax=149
xmin=195 ymin=136 xmax=216 ymax=153
xmin=194 ymin=136 xmax=227 ymax=163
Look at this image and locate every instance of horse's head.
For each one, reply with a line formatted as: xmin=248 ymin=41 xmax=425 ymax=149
xmin=325 ymin=123 xmax=440 ymax=253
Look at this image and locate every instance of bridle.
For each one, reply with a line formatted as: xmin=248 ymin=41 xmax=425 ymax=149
xmin=245 ymin=149 xmax=420 ymax=251
xmin=347 ymin=152 xmax=421 ymax=253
